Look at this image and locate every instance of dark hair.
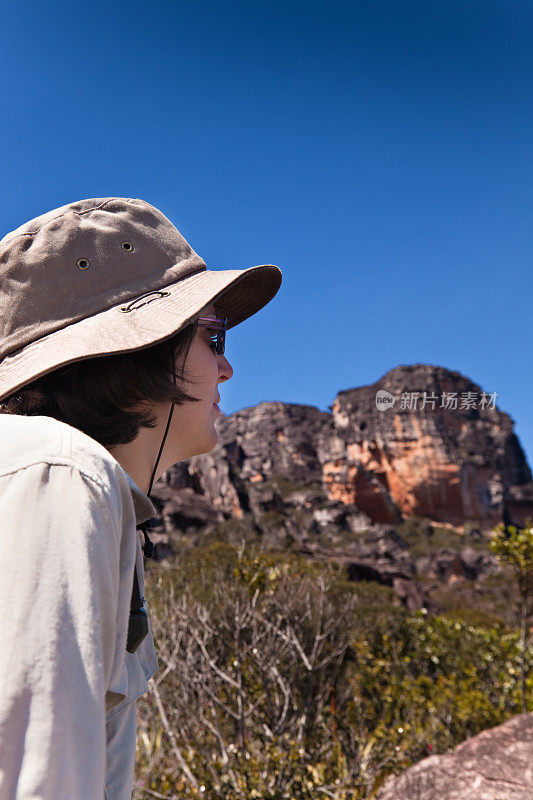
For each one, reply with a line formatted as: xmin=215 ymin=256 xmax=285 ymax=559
xmin=0 ymin=322 xmax=201 ymax=448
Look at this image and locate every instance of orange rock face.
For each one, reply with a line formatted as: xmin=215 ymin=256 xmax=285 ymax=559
xmin=159 ymin=365 xmax=532 ymax=533
xmin=322 ymin=459 xmax=402 ymax=524
xmin=327 ymin=365 xmax=532 ymax=529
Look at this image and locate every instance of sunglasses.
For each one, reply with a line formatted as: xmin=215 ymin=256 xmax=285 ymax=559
xmin=196 ymin=316 xmax=227 ymax=356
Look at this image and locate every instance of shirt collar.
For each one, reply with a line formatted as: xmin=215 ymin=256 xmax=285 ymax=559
xmin=123 ymin=470 xmax=157 ymax=527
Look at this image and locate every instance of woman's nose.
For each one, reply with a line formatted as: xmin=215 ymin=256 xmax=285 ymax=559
xmin=218 ymin=355 xmax=233 ymax=382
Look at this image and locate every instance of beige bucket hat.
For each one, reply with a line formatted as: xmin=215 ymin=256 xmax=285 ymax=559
xmin=0 ymin=197 xmax=282 ymax=402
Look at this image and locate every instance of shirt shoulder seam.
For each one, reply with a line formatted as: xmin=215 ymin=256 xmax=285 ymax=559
xmin=0 ymin=455 xmax=120 ymax=508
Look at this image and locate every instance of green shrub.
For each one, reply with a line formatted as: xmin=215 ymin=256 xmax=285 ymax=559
xmin=135 ymin=543 xmax=529 ymax=799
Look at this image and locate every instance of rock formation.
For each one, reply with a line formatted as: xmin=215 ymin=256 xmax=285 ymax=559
xmin=327 ymin=364 xmax=531 ymax=529
xmin=376 ymin=712 xmax=533 ymax=800
xmin=415 ymin=546 xmax=500 ymax=585
xmin=147 ymin=364 xmax=532 ymax=603
xmin=155 ymin=364 xmax=531 ymax=530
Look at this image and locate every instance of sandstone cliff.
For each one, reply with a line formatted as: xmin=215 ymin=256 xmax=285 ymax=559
xmin=147 ymin=364 xmax=531 ymax=607
xmin=155 ymin=363 xmax=531 ymax=533
xmin=327 ymin=364 xmax=531 ymax=529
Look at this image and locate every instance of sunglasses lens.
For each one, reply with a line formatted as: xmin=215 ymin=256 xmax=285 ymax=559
xmin=198 ymin=317 xmax=226 ymax=355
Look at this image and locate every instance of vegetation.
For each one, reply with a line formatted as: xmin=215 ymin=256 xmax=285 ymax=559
xmin=133 ymin=539 xmax=532 ymax=800
xmin=397 ymin=516 xmax=486 ymax=557
xmin=490 ymin=522 xmax=533 ymax=713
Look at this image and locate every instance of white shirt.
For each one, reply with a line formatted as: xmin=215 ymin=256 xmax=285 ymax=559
xmin=0 ymin=414 xmax=159 ymax=799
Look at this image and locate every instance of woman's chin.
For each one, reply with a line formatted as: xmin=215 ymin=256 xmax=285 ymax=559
xmin=195 ymin=426 xmax=218 ymax=456
xmin=207 ymin=425 xmax=218 ymax=450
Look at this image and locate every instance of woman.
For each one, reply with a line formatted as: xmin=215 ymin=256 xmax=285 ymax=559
xmin=0 ymin=197 xmax=282 ymax=799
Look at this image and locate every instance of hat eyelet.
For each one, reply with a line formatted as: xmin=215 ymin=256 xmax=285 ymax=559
xmin=121 ymin=241 xmax=133 ymax=252
xmin=77 ymin=258 xmax=90 ymax=270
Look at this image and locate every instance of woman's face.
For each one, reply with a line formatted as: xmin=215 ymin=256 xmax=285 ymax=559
xmin=171 ymin=301 xmax=233 ymax=458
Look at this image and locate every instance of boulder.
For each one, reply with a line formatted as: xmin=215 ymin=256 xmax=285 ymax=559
xmin=376 ymin=712 xmax=533 ymax=800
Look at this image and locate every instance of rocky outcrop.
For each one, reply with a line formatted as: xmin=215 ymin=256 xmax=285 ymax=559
xmin=158 ymin=365 xmax=531 ymax=533
xmin=149 ymin=365 xmax=531 ymax=592
xmin=415 ymin=547 xmax=500 ymax=585
xmin=327 ymin=364 xmax=532 ymax=530
xmin=376 ymin=712 xmax=533 ymax=800
xmin=309 ymin=524 xmax=428 ymax=610
xmin=160 ymin=401 xmax=329 ymax=517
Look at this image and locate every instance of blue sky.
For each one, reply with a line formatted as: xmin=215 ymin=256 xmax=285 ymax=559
xmin=1 ymin=0 xmax=532 ymax=468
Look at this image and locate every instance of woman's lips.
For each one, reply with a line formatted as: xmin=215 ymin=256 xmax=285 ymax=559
xmin=213 ymin=403 xmax=220 ymax=413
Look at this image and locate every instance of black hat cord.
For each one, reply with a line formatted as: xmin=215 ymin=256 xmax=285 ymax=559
xmin=138 ymin=338 xmax=178 ymax=556
xmin=126 ymin=340 xmax=176 ymax=653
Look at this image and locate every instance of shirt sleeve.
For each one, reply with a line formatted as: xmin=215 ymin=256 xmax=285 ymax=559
xmin=0 ymin=459 xmax=136 ymax=800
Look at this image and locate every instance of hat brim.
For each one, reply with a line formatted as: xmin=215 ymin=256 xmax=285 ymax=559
xmin=0 ymin=263 xmax=282 ymax=402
